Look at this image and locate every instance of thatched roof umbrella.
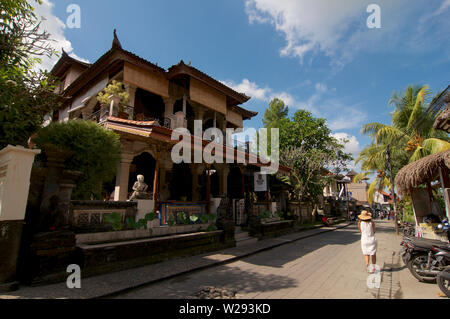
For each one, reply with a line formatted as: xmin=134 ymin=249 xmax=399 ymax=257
xmin=395 ymin=150 xmax=450 ymax=196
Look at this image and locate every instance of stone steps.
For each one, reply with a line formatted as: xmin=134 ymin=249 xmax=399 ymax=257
xmin=235 ymin=227 xmax=258 ymax=247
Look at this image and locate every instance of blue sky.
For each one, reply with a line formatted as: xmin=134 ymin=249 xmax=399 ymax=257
xmin=35 ymin=0 xmax=450 ymax=169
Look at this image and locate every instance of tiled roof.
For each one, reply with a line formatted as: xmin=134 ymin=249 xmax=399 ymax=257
xmin=106 ymin=116 xmax=158 ymax=127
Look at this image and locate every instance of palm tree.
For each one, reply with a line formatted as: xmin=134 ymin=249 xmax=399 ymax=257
xmin=357 ymin=85 xmax=450 ymax=201
xmin=360 ymin=85 xmax=450 ymax=166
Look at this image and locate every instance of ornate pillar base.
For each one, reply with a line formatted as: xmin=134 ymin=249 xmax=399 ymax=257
xmin=114 ymin=153 xmax=134 ymax=201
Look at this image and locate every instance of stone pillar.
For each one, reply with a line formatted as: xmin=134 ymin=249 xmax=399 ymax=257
xmin=125 ymin=84 xmax=137 ymax=120
xmin=0 ymin=145 xmax=41 ymax=291
xmin=114 ymin=153 xmax=134 ymax=201
xmin=163 ymin=97 xmax=174 ymax=118
xmin=109 ymin=95 xmax=121 ymax=117
xmin=159 ymin=158 xmax=172 ymax=201
xmin=219 ymin=165 xmax=229 ymax=197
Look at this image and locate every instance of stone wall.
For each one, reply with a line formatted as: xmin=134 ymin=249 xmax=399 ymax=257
xmin=69 ymin=200 xmax=137 ymax=233
xmin=78 ymin=230 xmax=232 ymax=278
xmin=288 ymin=202 xmax=314 ymax=224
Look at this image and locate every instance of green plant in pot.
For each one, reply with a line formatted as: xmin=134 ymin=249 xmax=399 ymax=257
xmin=97 ymin=80 xmax=130 ymax=118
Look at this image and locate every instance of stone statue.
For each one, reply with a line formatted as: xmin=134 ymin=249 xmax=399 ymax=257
xmin=128 ymin=174 xmax=150 ymax=200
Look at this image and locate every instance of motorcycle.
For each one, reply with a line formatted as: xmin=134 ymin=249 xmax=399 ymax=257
xmin=434 ymin=246 xmax=450 ymax=297
xmin=400 ymin=236 xmax=450 ymax=283
xmin=401 ymin=222 xmax=416 ymax=237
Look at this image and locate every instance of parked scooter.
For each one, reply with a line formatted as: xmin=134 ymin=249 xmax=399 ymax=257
xmin=433 ymin=246 xmax=450 ymax=297
xmin=401 ymin=222 xmax=416 ymax=237
xmin=400 ymin=236 xmax=450 ymax=283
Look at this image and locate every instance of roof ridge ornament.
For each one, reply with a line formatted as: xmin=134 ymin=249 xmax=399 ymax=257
xmin=112 ymin=29 xmax=122 ymax=49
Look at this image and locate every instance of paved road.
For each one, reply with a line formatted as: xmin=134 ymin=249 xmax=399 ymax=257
xmin=114 ymin=220 xmax=444 ymax=299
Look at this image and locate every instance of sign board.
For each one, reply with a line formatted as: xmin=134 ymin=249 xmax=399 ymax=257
xmin=254 ymin=173 xmax=268 ymax=192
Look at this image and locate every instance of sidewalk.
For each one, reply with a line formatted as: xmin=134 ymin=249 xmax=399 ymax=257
xmin=0 ymin=222 xmax=350 ymax=299
xmin=372 ymin=220 xmax=443 ymax=299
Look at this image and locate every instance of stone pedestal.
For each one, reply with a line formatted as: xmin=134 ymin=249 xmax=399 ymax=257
xmin=0 ymin=145 xmax=41 ymax=290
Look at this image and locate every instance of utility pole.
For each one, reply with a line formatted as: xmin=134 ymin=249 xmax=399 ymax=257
xmin=386 ymin=145 xmax=399 ymax=235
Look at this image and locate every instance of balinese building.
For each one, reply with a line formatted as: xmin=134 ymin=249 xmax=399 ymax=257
xmin=49 ymin=30 xmax=290 ymax=225
xmin=345 ymin=170 xmax=369 ymax=205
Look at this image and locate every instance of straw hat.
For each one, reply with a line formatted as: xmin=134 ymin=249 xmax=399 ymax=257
xmin=358 ymin=210 xmax=372 ymax=221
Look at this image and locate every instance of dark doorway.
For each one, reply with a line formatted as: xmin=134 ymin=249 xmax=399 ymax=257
xmin=134 ymin=88 xmax=165 ymax=120
xmin=227 ymin=167 xmax=243 ymax=199
xmin=200 ymin=167 xmax=219 ymax=200
xmin=129 ymin=152 xmax=156 ymax=195
xmin=169 ymin=162 xmax=193 ymax=201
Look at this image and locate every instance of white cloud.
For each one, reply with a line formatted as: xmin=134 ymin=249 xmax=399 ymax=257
xmin=433 ymin=0 xmax=450 ymax=16
xmin=222 ymin=78 xmax=305 ymax=111
xmin=332 ymin=132 xmax=361 ymax=170
xmin=28 ymin=0 xmax=88 ymax=71
xmin=244 ymin=0 xmax=431 ymax=67
xmin=327 ymin=106 xmax=367 ymax=131
xmin=332 ymin=133 xmax=360 ymax=156
xmin=224 ymin=77 xmax=367 ymax=130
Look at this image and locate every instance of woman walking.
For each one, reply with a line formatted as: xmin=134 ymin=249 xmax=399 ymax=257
xmin=358 ymin=210 xmax=377 ymax=273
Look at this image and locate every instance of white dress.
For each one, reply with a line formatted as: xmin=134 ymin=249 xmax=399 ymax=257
xmin=360 ymin=221 xmax=377 ymax=256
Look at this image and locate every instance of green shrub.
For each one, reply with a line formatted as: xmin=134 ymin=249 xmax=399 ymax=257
xmin=103 ymin=212 xmax=123 ymax=231
xmin=261 ymin=210 xmax=271 ymax=219
xmin=34 ymin=120 xmax=121 ymax=200
xmin=127 ymin=213 xmax=156 ymax=230
xmin=177 ymin=212 xmax=189 ymax=225
xmin=168 ymin=215 xmax=176 ymax=227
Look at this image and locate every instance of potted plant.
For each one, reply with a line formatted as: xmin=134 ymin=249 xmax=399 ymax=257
xmin=97 ymin=80 xmax=130 ymax=119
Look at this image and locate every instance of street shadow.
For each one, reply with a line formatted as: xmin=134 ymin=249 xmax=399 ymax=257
xmin=121 ymin=264 xmax=298 ymax=299
xmin=238 ymin=225 xmax=361 ymax=268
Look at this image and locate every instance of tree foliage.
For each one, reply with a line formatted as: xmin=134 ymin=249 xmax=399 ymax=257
xmin=96 ymin=80 xmax=129 ymax=109
xmin=34 ymin=120 xmax=121 ymax=200
xmin=357 ymin=84 xmax=450 ymax=199
xmin=0 ymin=0 xmax=61 ymax=148
xmin=262 ymin=98 xmax=352 ymax=201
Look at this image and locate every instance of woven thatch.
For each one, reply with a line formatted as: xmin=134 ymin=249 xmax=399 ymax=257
xmin=433 ymin=94 xmax=450 ymax=132
xmin=395 ymin=150 xmax=450 ymax=195
xmin=433 ymin=105 xmax=450 ymax=131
